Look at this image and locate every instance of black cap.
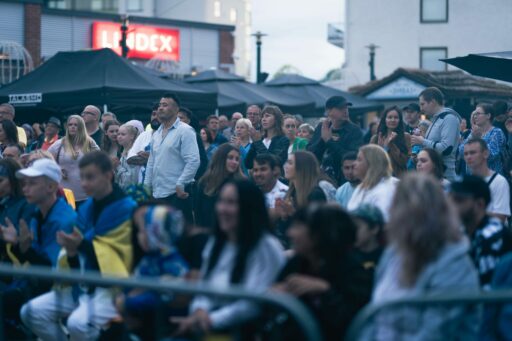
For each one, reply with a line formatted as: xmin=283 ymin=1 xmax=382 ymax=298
xmin=47 ymin=116 xmax=61 ymax=128
xmin=450 ymin=175 xmax=491 ymax=206
xmin=402 ymin=103 xmax=420 ymax=112
xmin=325 ymin=96 xmax=352 ymax=110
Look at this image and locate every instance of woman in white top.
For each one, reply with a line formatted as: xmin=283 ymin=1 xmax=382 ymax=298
xmin=174 ymin=179 xmax=285 ymax=335
xmin=48 ymin=115 xmax=99 ymax=204
xmin=115 ymin=123 xmax=141 ymax=190
xmin=347 ymin=144 xmax=398 ymax=221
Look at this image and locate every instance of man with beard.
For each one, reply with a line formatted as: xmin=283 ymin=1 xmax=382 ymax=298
xmin=450 ymin=175 xmax=512 ymax=289
xmin=335 ymin=152 xmax=360 ymax=208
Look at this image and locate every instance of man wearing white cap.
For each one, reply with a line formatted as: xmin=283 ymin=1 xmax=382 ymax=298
xmin=5 ymin=159 xmax=77 ymax=267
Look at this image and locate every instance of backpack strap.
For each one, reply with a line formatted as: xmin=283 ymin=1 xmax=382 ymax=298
xmin=487 ymin=172 xmax=499 ymax=186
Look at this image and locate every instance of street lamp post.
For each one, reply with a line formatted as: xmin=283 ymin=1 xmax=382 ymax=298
xmin=120 ymin=15 xmax=130 ymax=58
xmin=252 ymin=31 xmax=267 ymax=83
xmin=365 ymin=43 xmax=379 ymax=81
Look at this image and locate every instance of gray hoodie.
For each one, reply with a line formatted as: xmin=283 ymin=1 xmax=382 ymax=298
xmin=364 ymin=238 xmax=481 ymax=341
xmin=423 ymin=107 xmax=461 ymax=181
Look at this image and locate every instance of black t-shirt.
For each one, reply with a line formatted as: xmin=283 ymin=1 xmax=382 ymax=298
xmin=90 ymin=128 xmax=103 ymax=147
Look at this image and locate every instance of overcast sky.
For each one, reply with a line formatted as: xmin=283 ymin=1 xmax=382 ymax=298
xmin=251 ymin=0 xmax=345 ymax=82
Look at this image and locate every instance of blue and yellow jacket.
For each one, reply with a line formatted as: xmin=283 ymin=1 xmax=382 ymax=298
xmin=58 ymin=187 xmax=136 ymax=277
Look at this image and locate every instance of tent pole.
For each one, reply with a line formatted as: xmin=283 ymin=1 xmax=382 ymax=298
xmin=103 ymin=104 xmax=108 ymax=113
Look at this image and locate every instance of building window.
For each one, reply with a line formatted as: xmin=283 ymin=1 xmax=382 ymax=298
xmin=214 ymin=1 xmax=221 ymax=17
xmin=45 ymin=0 xmax=69 ymax=9
xmin=230 ymin=8 xmax=237 ymax=22
xmin=127 ymin=0 xmax=143 ymax=12
xmin=421 ymin=0 xmax=448 ymax=23
xmin=420 ymin=47 xmax=448 ymax=71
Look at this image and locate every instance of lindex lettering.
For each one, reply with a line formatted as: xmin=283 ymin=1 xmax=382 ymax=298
xmin=92 ymin=22 xmax=180 ymax=60
xmin=101 ymin=31 xmax=174 ymax=53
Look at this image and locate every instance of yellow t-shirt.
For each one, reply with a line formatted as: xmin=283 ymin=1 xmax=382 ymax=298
xmin=16 ymin=126 xmax=27 ymax=147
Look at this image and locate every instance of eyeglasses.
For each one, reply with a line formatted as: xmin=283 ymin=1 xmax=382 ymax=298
xmin=81 ymin=111 xmax=96 ymax=116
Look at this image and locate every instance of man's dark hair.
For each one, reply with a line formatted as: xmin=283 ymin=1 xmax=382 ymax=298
xmin=253 ymin=153 xmax=280 ymax=170
xmin=493 ymin=100 xmax=508 ymax=118
xmin=342 ymin=151 xmax=358 ymax=162
xmin=161 ymin=93 xmax=181 ymax=107
xmin=206 ymin=115 xmax=218 ymax=123
xmin=79 ymin=151 xmax=113 ymax=173
xmin=451 ymin=175 xmax=491 ymax=206
xmin=466 ymin=138 xmax=489 ymax=152
xmin=152 ymin=102 xmax=159 ymax=111
xmin=419 ymin=87 xmax=444 ymax=105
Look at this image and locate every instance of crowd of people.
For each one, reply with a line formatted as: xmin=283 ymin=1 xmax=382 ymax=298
xmin=0 ymin=85 xmax=511 ymax=340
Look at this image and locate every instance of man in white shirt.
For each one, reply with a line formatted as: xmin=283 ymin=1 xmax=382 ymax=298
xmin=464 ymin=138 xmax=510 ymax=222
xmin=252 ymin=154 xmax=288 ymax=209
xmin=144 ymin=94 xmax=200 ymax=222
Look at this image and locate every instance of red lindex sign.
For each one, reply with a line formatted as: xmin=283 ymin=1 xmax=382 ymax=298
xmin=92 ymin=22 xmax=180 ymax=60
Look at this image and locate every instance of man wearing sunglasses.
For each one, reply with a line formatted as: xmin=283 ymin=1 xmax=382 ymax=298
xmin=81 ymin=105 xmax=103 ymax=146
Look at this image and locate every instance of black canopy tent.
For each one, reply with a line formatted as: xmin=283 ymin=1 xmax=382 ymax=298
xmin=0 ymin=48 xmax=217 ymax=122
xmin=442 ymin=51 xmax=512 ymax=83
xmin=184 ymin=69 xmax=316 ymax=116
xmin=265 ymin=74 xmax=384 ymax=116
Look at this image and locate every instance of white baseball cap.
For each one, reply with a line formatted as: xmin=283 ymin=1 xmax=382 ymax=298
xmin=16 ymin=158 xmax=62 ymax=184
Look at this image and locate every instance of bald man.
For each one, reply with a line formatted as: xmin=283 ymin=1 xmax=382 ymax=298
xmin=80 ymin=105 xmax=103 ymax=146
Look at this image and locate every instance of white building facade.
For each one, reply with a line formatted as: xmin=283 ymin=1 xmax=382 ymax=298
xmin=342 ymin=0 xmax=512 ymax=88
xmin=118 ymin=0 xmax=252 ymax=78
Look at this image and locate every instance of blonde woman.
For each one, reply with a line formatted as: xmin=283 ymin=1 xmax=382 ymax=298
xmin=115 ymin=123 xmax=140 ymax=190
xmin=48 ymin=115 xmax=99 ymax=205
xmin=231 ymin=118 xmax=252 ymax=175
xmin=347 ymin=144 xmax=398 ymax=221
xmin=369 ymin=174 xmax=479 ymax=339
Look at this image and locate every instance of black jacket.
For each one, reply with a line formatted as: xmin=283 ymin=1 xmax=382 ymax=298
xmin=307 ymin=121 xmax=363 ymax=185
xmin=244 ymin=135 xmax=289 ymax=169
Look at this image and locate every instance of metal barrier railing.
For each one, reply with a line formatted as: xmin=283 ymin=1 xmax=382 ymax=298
xmin=345 ymin=289 xmax=512 ymax=341
xmin=0 ymin=263 xmax=323 ymax=340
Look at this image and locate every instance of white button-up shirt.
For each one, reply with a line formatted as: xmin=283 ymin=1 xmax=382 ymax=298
xmin=144 ymin=118 xmax=200 ymax=198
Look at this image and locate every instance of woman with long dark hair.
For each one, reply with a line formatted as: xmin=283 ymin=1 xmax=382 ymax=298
xmin=0 ymin=158 xmax=36 ymax=339
xmin=245 ymin=105 xmax=289 ymax=169
xmin=416 ymin=148 xmax=450 ymax=188
xmin=0 ymin=120 xmax=19 ymax=154
xmin=101 ymin=119 xmax=121 ymax=158
xmin=369 ymin=173 xmax=479 ymax=339
xmin=370 ymin=106 xmax=411 ymax=176
xmin=175 ymin=179 xmax=284 ymax=336
xmin=194 ymin=144 xmax=245 ymax=230
xmin=272 ymin=204 xmax=364 ymax=341
xmin=200 ymin=127 xmax=218 ymax=161
xmin=282 ymin=150 xmax=326 ymax=210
